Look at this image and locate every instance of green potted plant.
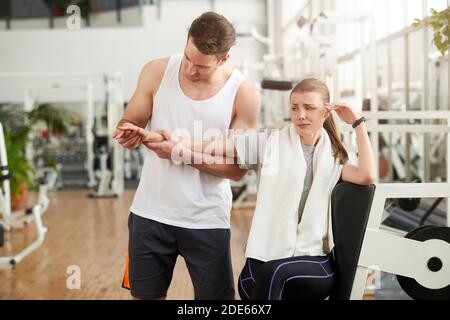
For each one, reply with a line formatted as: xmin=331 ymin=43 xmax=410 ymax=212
xmin=1 ymin=103 xmax=78 ymax=210
xmin=413 ymin=8 xmax=450 ymax=56
xmin=4 ymin=128 xmax=36 ymax=211
xmin=0 ymin=107 xmax=35 ymax=211
xmin=29 ymin=103 xmax=78 ymax=137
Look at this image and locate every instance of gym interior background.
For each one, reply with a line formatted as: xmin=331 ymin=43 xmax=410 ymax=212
xmin=0 ymin=0 xmax=449 ymax=300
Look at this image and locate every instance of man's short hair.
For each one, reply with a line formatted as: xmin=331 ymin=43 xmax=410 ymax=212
xmin=188 ymin=12 xmax=236 ymax=59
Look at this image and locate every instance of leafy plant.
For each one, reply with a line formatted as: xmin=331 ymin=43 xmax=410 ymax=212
xmin=41 ymin=155 xmax=58 ymax=168
xmin=29 ymin=103 xmax=79 ymax=136
xmin=3 ymin=127 xmax=36 ymax=197
xmin=1 ymin=104 xmax=78 ymax=197
xmin=0 ymin=107 xmax=26 ymax=131
xmin=413 ymin=8 xmax=450 ymax=56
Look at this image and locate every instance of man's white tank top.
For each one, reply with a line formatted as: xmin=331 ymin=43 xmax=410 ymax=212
xmin=130 ymin=54 xmax=245 ymax=229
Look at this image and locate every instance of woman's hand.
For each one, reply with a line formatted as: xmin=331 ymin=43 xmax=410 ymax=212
xmin=116 ymin=125 xmax=178 ymax=161
xmin=117 ymin=125 xmax=168 ymax=143
xmin=325 ymin=103 xmax=360 ymax=125
xmin=113 ymin=123 xmax=143 ymax=149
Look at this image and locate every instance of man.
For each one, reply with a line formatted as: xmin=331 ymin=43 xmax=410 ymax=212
xmin=114 ymin=12 xmax=260 ymax=300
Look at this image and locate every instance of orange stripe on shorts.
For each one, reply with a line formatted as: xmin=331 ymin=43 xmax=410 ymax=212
xmin=122 ymin=253 xmax=130 ymax=290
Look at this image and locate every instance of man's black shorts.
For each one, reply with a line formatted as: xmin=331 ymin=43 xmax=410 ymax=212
xmin=123 ymin=212 xmax=235 ymax=300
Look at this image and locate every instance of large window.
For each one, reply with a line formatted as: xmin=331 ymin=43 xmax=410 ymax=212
xmin=427 ymin=0 xmax=449 ymax=13
xmin=390 ymin=37 xmax=406 ymax=111
xmin=374 ymin=0 xmax=390 ymax=40
xmin=281 ymin=0 xmax=448 ymax=111
xmin=409 ymin=30 xmax=424 ymax=110
xmin=377 ymin=44 xmax=390 ymax=111
xmin=407 ymin=0 xmax=424 ymax=28
xmin=429 ymin=29 xmax=449 ymax=111
xmin=388 ymin=0 xmax=407 ymax=35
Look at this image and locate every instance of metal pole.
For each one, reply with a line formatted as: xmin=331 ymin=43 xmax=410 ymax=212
xmin=86 ymin=83 xmax=96 ymax=188
xmin=0 ymin=123 xmax=12 ymax=231
xmin=369 ymin=13 xmax=379 ymax=182
xmin=273 ymin=0 xmax=283 ymax=56
xmin=360 ymin=20 xmax=367 ymax=105
xmin=447 ymin=2 xmax=450 ymax=225
xmin=388 ymin=41 xmax=394 ymax=182
xmin=6 ymin=0 xmax=11 ymax=30
xmin=157 ymin=0 xmax=161 ymax=20
xmin=116 ymin=0 xmax=122 ymax=23
xmin=23 ymin=87 xmax=35 ymax=166
xmin=447 ymin=0 xmax=450 ymax=227
xmin=109 ymin=72 xmax=124 ymax=196
xmin=49 ymin=3 xmax=54 ymax=29
xmin=83 ymin=1 xmax=90 ymax=27
xmin=404 ymin=33 xmax=412 ymax=182
xmin=423 ymin=0 xmax=431 ymax=182
xmin=447 ymin=116 xmax=450 ymax=226
xmin=266 ymin=0 xmax=275 ymax=55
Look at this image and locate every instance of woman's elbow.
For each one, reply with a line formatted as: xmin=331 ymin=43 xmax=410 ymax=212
xmin=230 ymin=169 xmax=247 ymax=181
xmin=360 ymin=174 xmax=376 ymax=185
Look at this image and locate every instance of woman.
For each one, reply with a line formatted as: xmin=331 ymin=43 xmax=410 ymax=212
xmin=116 ymin=78 xmax=376 ymax=300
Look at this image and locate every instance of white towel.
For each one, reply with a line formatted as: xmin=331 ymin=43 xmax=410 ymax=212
xmin=245 ymin=124 xmax=343 ymax=262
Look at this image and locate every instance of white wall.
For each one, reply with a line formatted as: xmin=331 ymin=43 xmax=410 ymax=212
xmin=0 ymin=6 xmax=144 ymax=36
xmin=0 ymin=1 xmax=267 ymax=104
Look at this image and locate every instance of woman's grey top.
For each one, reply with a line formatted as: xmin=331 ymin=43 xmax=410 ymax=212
xmin=232 ymin=131 xmax=315 ymax=225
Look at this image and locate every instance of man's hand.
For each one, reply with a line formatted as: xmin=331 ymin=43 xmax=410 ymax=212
xmin=144 ymin=140 xmax=180 ymax=161
xmin=142 ymin=129 xmax=178 ymax=161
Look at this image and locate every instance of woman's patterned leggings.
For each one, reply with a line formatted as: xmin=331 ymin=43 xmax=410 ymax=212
xmin=238 ymin=254 xmax=334 ymax=300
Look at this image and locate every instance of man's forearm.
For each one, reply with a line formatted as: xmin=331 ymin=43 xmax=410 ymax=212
xmin=189 ymin=162 xmax=247 ymax=181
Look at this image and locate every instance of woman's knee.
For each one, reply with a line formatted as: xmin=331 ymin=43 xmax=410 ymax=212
xmin=238 ymin=259 xmax=261 ymax=300
xmin=254 ymin=256 xmax=335 ymax=300
xmin=282 ymin=275 xmax=334 ymax=300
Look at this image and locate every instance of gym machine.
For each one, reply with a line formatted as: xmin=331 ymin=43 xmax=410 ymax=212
xmin=89 ymin=72 xmax=125 ymax=198
xmin=0 ymin=122 xmax=49 ymax=270
xmin=330 ymin=182 xmax=450 ymax=300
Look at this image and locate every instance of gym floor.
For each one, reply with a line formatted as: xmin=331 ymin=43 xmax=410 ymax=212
xmin=0 ymin=189 xmax=253 ymax=299
xmin=0 ymin=189 xmax=394 ymax=300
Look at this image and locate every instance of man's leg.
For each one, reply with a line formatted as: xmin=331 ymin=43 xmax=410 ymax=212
xmin=177 ymin=227 xmax=235 ymax=300
xmin=126 ymin=213 xmax=179 ymax=300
